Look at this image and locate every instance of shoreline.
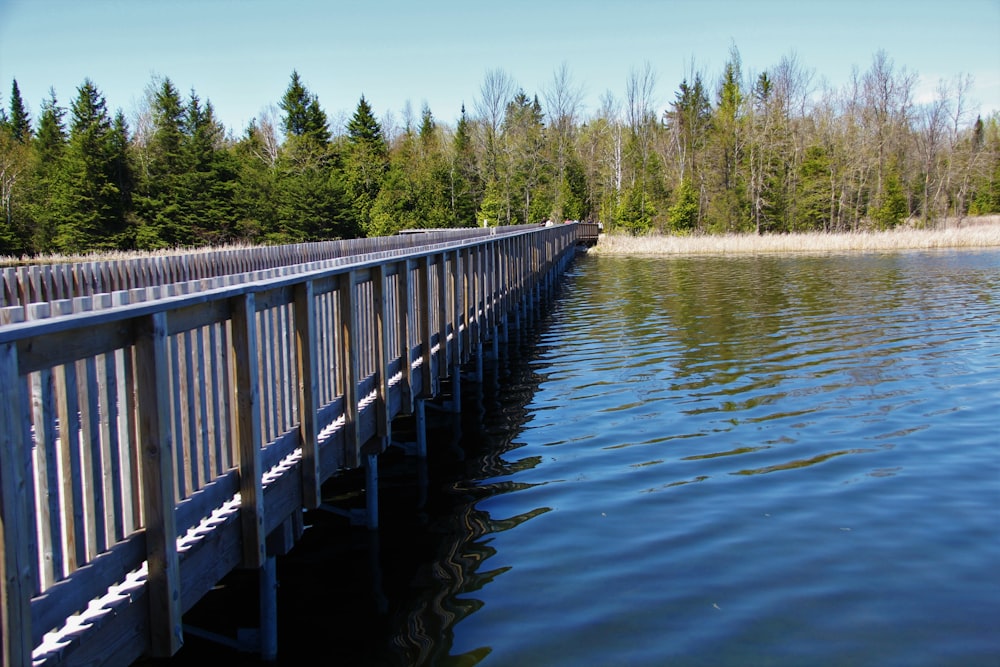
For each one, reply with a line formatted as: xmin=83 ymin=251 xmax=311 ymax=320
xmin=589 ymin=217 xmax=1000 ymax=256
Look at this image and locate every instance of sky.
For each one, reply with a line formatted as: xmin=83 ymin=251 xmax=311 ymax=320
xmin=1 ymin=0 xmax=999 ymax=137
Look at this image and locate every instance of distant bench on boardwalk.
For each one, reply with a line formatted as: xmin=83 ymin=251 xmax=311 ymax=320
xmin=0 ymin=223 xmax=590 ymax=667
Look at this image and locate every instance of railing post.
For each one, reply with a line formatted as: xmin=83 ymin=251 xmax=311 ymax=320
xmin=0 ymin=342 xmax=34 ymax=667
xmin=397 ymin=259 xmax=414 ymax=414
xmin=294 ymin=281 xmax=320 ymax=509
xmin=230 ymin=295 xmax=266 ymax=569
xmin=338 ymin=271 xmax=362 ymax=468
xmin=436 ymin=253 xmax=450 ymax=382
xmin=134 ymin=312 xmax=184 ymax=657
xmin=417 ymin=256 xmax=436 ymax=398
xmin=372 ymin=265 xmax=391 ymax=449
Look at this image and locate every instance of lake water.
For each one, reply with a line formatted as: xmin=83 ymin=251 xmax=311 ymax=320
xmin=173 ymin=248 xmax=1000 ymax=667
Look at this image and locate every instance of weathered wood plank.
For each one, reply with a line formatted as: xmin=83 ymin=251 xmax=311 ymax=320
xmin=0 ymin=342 xmax=35 ymax=667
xmin=396 ymin=259 xmax=414 ymax=414
xmin=339 ymin=272 xmax=361 ymax=468
xmin=417 ymin=256 xmax=434 ymax=398
xmin=133 ymin=311 xmax=183 ymax=657
xmin=230 ymin=294 xmax=266 ymax=569
xmin=372 ymin=265 xmax=390 ymax=447
xmin=294 ymin=281 xmax=320 ymax=509
xmin=50 ymin=301 xmax=86 ymax=575
xmin=25 ymin=303 xmax=61 ymax=592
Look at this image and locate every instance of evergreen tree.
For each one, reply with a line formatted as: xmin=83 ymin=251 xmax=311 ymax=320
xmin=665 ymin=75 xmax=712 ymax=183
xmin=232 ymin=119 xmax=280 ymax=242
xmin=109 ymin=110 xmax=135 ymax=246
xmin=503 ymin=91 xmax=550 ymax=224
xmin=370 ymin=103 xmax=452 ymax=235
xmin=53 ymin=79 xmax=125 ymax=252
xmin=345 ymin=95 xmax=388 ymax=234
xmin=450 ymin=104 xmax=483 ymax=226
xmin=969 ymin=115 xmax=1000 ymax=215
xmin=870 ymin=159 xmax=908 ymax=229
xmin=5 ymin=79 xmax=32 ymax=142
xmin=667 ymin=178 xmax=700 ymax=232
xmin=706 ymin=50 xmax=750 ymax=231
xmin=280 ymin=70 xmax=330 ymax=146
xmin=274 ymin=73 xmax=350 ymax=241
xmin=180 ymin=92 xmax=236 ymax=243
xmin=133 ymin=78 xmax=188 ymax=248
xmin=26 ymin=90 xmax=68 ymax=252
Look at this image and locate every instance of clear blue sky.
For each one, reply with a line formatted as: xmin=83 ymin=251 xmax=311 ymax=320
xmin=1 ymin=0 xmax=998 ymax=136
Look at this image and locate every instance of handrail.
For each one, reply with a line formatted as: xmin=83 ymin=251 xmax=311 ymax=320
xmin=0 ymin=225 xmax=543 ymax=311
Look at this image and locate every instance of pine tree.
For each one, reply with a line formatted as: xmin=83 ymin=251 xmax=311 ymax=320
xmin=232 ymin=120 xmax=280 ymax=242
xmin=133 ymin=78 xmax=188 ymax=248
xmin=109 ymin=110 xmax=134 ymax=247
xmin=279 ymin=70 xmax=330 ymax=145
xmin=26 ymin=90 xmax=68 ymax=252
xmin=53 ymin=79 xmax=125 ymax=252
xmin=450 ymin=104 xmax=482 ymax=226
xmin=870 ymin=159 xmax=908 ymax=229
xmin=667 ymin=178 xmax=700 ymax=232
xmin=665 ymin=75 xmax=712 ymax=183
xmin=345 ymin=95 xmax=388 ymax=234
xmin=5 ymin=79 xmax=32 ymax=142
xmin=181 ymin=92 xmax=236 ymax=243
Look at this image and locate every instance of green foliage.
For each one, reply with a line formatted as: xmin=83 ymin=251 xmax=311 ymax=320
xmin=616 ymin=183 xmax=654 ymax=235
xmin=477 ymin=179 xmax=506 ymax=228
xmin=870 ymin=163 xmax=908 ymax=229
xmin=345 ymin=96 xmax=388 ymax=234
xmin=280 ymin=70 xmax=330 ymax=146
xmin=969 ymin=115 xmax=1000 ymax=215
xmin=4 ymin=79 xmax=32 ymax=141
xmin=665 ymin=74 xmax=712 ymax=178
xmin=52 ymin=79 xmax=128 ymax=253
xmin=5 ymin=51 xmax=998 ymax=256
xmin=449 ymin=105 xmax=482 ymax=226
xmin=667 ymin=179 xmax=699 ymax=232
xmin=796 ymin=145 xmax=832 ymax=231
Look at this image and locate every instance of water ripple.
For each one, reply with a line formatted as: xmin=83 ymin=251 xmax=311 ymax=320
xmin=451 ymin=249 xmax=1000 ymax=667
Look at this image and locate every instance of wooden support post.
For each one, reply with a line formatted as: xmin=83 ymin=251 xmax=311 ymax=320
xmin=259 ymin=556 xmax=278 ymax=662
xmin=450 ymin=358 xmax=462 ymax=414
xmin=294 ymin=281 xmax=320 ymax=509
xmin=134 ymin=312 xmax=184 ymax=657
xmin=230 ymin=294 xmax=266 ymax=570
xmin=415 ymin=398 xmax=427 ymax=460
xmin=365 ymin=453 xmax=379 ymax=531
xmin=475 ymin=340 xmax=484 ymax=383
xmin=0 ymin=342 xmax=34 ymax=667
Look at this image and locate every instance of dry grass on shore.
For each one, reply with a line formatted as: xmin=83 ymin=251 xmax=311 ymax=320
xmin=591 ymin=217 xmax=1000 ymax=256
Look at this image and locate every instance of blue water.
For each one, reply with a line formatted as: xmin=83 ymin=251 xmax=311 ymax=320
xmin=171 ymin=248 xmax=1000 ymax=667
xmin=445 ymin=249 xmax=1000 ymax=667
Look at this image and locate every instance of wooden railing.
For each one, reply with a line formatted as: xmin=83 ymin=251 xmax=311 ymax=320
xmin=0 ymin=227 xmax=534 ymax=311
xmin=0 ymin=224 xmax=583 ymax=667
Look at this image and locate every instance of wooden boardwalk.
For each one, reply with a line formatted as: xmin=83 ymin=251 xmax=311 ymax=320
xmin=0 ymin=222 xmax=597 ymax=667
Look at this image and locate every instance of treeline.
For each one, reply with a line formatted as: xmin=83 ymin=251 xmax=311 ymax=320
xmin=1 ymin=47 xmax=999 ymax=256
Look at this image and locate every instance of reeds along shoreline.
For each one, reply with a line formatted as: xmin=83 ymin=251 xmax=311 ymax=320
xmin=589 ymin=217 xmax=1000 ymax=256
